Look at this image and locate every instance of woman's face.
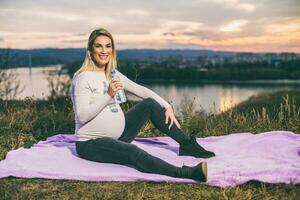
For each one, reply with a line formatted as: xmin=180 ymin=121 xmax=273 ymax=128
xmin=91 ymin=35 xmax=113 ymax=68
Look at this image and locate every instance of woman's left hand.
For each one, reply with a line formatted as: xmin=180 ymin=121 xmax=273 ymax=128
xmin=165 ymin=105 xmax=181 ymax=129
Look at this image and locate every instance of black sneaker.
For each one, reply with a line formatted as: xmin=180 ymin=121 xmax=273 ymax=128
xmin=179 ymin=136 xmax=216 ymax=158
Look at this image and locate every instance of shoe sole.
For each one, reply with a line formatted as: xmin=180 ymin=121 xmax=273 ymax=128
xmin=202 ymin=161 xmax=208 ymax=182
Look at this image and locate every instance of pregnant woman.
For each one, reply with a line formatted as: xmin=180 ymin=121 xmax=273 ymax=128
xmin=70 ymin=28 xmax=215 ymax=182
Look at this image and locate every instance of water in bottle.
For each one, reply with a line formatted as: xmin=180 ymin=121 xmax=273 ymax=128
xmin=111 ymin=69 xmax=127 ymax=104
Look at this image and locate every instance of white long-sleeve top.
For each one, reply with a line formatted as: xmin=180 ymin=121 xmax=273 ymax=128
xmin=70 ymin=69 xmax=171 ymax=141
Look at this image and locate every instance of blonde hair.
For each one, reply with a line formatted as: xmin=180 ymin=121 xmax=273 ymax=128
xmin=73 ymin=28 xmax=118 ymax=80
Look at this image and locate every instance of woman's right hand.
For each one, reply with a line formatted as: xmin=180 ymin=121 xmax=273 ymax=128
xmin=107 ymin=79 xmax=123 ymax=98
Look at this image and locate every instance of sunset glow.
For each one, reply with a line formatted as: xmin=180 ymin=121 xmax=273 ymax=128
xmin=0 ymin=0 xmax=299 ymax=53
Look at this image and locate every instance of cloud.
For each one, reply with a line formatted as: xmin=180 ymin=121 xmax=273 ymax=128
xmin=212 ymin=0 xmax=256 ymax=13
xmin=0 ymin=31 xmax=87 ymax=49
xmin=189 ymin=19 xmax=300 ymax=52
xmin=0 ymin=7 xmax=118 ymax=33
xmin=125 ymin=9 xmax=150 ymax=16
xmin=114 ymin=17 xmax=300 ymax=52
xmin=72 ymin=33 xmax=88 ymax=37
xmin=219 ymin=20 xmax=249 ymax=32
xmin=0 ymin=8 xmax=84 ymax=21
xmin=266 ymin=18 xmax=300 ymax=33
xmin=61 ymin=39 xmax=86 ymax=43
xmin=0 ymin=0 xmax=298 ymax=52
xmin=151 ymin=20 xmax=205 ymax=37
xmin=162 ymin=32 xmax=176 ymax=36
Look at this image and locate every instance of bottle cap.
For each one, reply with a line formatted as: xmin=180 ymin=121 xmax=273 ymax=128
xmin=111 ymin=69 xmax=117 ymax=75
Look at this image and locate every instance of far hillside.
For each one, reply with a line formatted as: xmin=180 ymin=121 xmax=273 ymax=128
xmin=1 ymin=48 xmax=300 ymax=81
xmin=0 ymin=48 xmax=236 ymax=68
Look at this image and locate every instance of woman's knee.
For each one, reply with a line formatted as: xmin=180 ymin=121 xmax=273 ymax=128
xmin=127 ymin=144 xmax=139 ymax=155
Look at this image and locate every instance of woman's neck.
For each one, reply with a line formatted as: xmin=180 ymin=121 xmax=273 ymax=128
xmin=86 ymin=65 xmax=105 ymax=72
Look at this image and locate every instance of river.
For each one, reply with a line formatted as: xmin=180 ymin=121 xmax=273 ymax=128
xmin=5 ymin=65 xmax=300 ymax=113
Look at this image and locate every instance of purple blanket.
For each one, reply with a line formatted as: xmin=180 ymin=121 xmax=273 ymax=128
xmin=0 ymin=131 xmax=299 ymax=187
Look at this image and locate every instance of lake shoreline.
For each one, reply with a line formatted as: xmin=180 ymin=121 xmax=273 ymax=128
xmin=4 ymin=65 xmax=300 ymax=84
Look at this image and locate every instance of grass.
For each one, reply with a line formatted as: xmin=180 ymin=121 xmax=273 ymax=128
xmin=0 ymin=90 xmax=299 ymax=199
xmin=0 ymin=179 xmax=299 ymax=199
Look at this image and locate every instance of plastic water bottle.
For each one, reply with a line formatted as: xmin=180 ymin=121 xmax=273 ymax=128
xmin=111 ymin=69 xmax=127 ymax=104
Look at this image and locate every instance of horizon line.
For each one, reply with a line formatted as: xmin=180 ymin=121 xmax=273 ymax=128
xmin=0 ymin=47 xmax=299 ymax=54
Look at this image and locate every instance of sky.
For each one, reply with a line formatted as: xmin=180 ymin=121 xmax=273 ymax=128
xmin=0 ymin=0 xmax=299 ymax=53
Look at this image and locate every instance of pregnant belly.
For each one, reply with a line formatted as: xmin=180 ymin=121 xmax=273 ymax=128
xmin=78 ymin=104 xmax=125 ymax=139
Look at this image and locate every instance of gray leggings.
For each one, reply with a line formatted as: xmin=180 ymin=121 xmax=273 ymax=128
xmin=75 ymin=98 xmax=191 ymax=177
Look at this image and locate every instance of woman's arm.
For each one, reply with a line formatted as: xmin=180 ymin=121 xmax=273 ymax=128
xmin=116 ymin=70 xmax=180 ymax=129
xmin=116 ymin=70 xmax=171 ymax=109
xmin=72 ymin=74 xmax=113 ymax=124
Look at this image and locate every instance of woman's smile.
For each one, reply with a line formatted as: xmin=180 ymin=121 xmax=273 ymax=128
xmin=99 ymin=54 xmax=109 ymax=60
